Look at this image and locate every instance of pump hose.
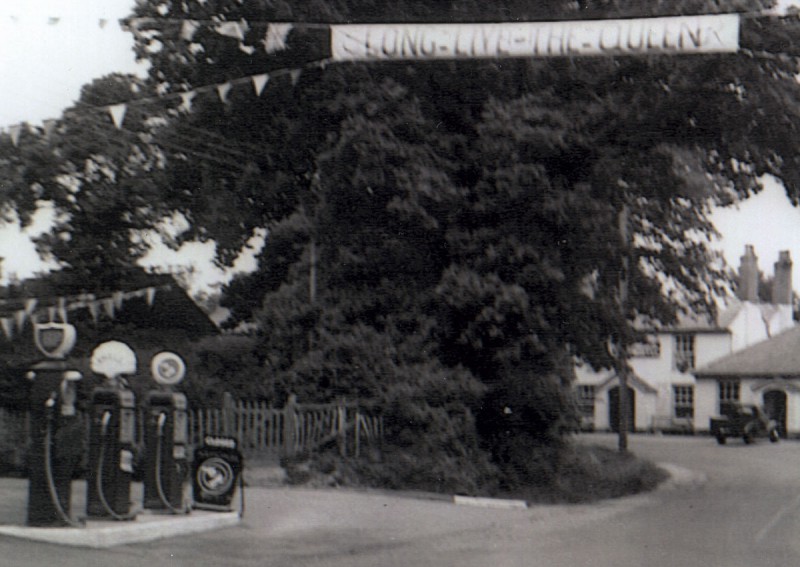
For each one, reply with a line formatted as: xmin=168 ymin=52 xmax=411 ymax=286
xmin=154 ymin=422 xmax=189 ymax=514
xmin=238 ymin=467 xmax=245 ymax=519
xmin=96 ymin=415 xmax=138 ymax=521
xmin=43 ymin=413 xmax=84 ymax=528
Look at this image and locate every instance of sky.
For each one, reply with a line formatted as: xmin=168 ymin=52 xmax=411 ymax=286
xmin=0 ymin=0 xmax=264 ymax=296
xmin=2 ymin=1 xmax=800 ymax=297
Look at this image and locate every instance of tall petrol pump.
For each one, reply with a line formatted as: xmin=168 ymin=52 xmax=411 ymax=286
xmin=26 ymin=321 xmax=83 ymax=527
xmin=86 ymin=341 xmax=138 ymax=520
xmin=143 ymin=351 xmax=190 ymax=513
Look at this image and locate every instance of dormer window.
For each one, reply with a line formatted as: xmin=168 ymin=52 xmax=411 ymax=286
xmin=673 ymin=333 xmax=695 ymax=372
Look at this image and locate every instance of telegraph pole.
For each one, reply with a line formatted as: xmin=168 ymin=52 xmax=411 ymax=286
xmin=617 ymin=202 xmax=630 ymax=453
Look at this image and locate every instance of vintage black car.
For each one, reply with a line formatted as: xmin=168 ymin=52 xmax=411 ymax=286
xmin=709 ymin=404 xmax=780 ymax=445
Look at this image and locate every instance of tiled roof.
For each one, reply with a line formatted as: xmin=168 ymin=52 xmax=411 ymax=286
xmin=694 ymin=324 xmax=800 ymax=377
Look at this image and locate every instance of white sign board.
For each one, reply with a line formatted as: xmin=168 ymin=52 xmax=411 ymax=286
xmin=331 ymin=14 xmax=740 ymax=61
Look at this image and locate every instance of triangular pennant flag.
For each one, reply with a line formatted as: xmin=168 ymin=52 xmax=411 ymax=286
xmin=24 ymin=298 xmax=37 ymax=314
xmin=13 ymin=310 xmax=26 ymax=332
xmin=216 ymin=82 xmax=232 ymax=104
xmin=108 ymin=104 xmax=127 ymax=129
xmin=146 ymin=287 xmax=157 ymax=307
xmin=239 ymin=43 xmax=256 ymax=55
xmin=214 ymin=21 xmax=247 ymax=41
xmin=103 ymin=299 xmax=115 ymax=319
xmin=252 ymin=74 xmax=269 ymax=96
xmin=48 ymin=17 xmax=61 ymax=25
xmin=263 ymin=23 xmax=292 ymax=54
xmin=42 ymin=119 xmax=56 ymax=140
xmin=180 ymin=90 xmax=197 ymax=112
xmin=113 ymin=291 xmax=125 ymax=310
xmin=57 ymin=298 xmax=68 ymax=323
xmin=181 ymin=20 xmax=200 ymax=41
xmin=88 ymin=300 xmax=100 ymax=322
xmin=290 ymin=69 xmax=302 ymax=86
xmin=0 ymin=318 xmax=13 ymax=340
xmin=8 ymin=124 xmax=21 ymax=147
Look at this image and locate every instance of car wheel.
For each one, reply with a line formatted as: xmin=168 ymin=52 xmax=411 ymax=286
xmin=770 ymin=429 xmax=780 ymax=443
xmin=716 ymin=435 xmax=726 ymax=445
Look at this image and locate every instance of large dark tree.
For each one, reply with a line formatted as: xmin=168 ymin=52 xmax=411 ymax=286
xmin=7 ymin=0 xmax=800 ymax=490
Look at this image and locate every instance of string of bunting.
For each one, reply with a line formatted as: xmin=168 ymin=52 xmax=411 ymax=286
xmin=3 ymin=10 xmax=798 ymax=144
xmin=0 ymin=284 xmax=168 ymax=341
xmin=3 ymin=56 xmax=327 ymax=145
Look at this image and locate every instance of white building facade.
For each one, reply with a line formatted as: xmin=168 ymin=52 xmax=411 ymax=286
xmin=574 ymin=246 xmax=795 ymax=434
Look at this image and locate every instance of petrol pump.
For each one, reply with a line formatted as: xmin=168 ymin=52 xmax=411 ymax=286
xmin=26 ymin=321 xmax=83 ymax=527
xmin=86 ymin=341 xmax=138 ymax=521
xmin=143 ymin=351 xmax=190 ymax=513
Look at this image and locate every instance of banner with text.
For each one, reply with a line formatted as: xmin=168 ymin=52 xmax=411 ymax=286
xmin=331 ymin=14 xmax=740 ymax=61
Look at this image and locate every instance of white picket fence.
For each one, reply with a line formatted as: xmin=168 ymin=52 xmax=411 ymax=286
xmin=0 ymin=395 xmax=383 ymax=468
xmin=188 ymin=395 xmax=384 ymax=457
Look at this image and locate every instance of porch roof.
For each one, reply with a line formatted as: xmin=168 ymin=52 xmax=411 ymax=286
xmin=694 ymin=324 xmax=800 ymax=378
xmin=597 ymin=371 xmax=657 ymax=394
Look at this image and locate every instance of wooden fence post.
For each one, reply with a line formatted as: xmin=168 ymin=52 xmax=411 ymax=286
xmin=354 ymin=408 xmax=361 ymax=458
xmin=337 ymin=397 xmax=347 ymax=457
xmin=222 ymin=392 xmax=236 ymax=437
xmin=282 ymin=394 xmax=298 ymax=458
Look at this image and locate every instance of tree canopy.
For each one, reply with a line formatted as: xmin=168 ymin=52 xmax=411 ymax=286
xmin=5 ymin=0 xmax=800 ymax=490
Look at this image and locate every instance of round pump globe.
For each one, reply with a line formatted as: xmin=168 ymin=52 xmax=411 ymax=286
xmin=150 ymin=351 xmax=186 ymax=386
xmin=90 ymin=340 xmax=137 ymax=379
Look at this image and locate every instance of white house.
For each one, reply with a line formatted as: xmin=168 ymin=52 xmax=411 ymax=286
xmin=574 ymin=245 xmax=795 ymax=433
xmin=694 ymin=324 xmax=800 ymax=438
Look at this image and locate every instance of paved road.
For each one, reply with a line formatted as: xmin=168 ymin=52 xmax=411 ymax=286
xmin=2 ymin=433 xmax=800 ymax=566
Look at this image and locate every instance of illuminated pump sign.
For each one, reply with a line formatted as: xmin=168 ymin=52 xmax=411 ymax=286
xmin=331 ymin=14 xmax=740 ymax=61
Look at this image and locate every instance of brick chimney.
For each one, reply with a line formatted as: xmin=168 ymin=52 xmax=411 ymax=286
xmin=772 ymin=250 xmax=793 ymax=305
xmin=738 ymin=245 xmax=759 ymax=302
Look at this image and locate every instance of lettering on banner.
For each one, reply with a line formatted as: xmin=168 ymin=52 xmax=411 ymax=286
xmin=331 ymin=14 xmax=740 ymax=61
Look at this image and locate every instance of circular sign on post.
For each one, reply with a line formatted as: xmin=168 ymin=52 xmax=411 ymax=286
xmin=150 ymin=351 xmax=186 ymax=386
xmin=91 ymin=341 xmax=137 ymax=379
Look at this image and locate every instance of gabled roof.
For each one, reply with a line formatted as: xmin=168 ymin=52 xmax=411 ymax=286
xmin=694 ymin=324 xmax=800 ymax=378
xmin=641 ymin=298 xmax=787 ymax=335
xmin=597 ymin=371 xmax=657 ymax=394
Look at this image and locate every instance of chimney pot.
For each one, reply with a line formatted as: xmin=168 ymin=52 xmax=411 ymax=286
xmin=738 ymin=245 xmax=759 ymax=302
xmin=772 ymin=250 xmax=793 ymax=305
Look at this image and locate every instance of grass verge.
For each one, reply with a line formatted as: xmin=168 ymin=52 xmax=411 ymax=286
xmin=284 ymin=441 xmax=668 ymax=505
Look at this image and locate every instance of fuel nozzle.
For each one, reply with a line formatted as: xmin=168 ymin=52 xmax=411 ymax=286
xmin=100 ymin=410 xmax=112 ymax=435
xmin=157 ymin=412 xmax=167 ymax=435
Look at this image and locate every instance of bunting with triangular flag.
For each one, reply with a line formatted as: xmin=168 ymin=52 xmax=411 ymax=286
xmin=0 ymin=284 xmax=170 ymax=341
xmin=108 ymin=104 xmax=128 ymax=129
xmin=264 ymin=23 xmax=293 ymax=53
xmin=216 ymin=82 xmax=232 ymax=103
xmin=218 ymin=21 xmax=248 ymax=40
xmin=0 ymin=319 xmax=13 ymax=340
xmin=42 ymin=120 xmax=57 ymax=140
xmin=252 ymin=74 xmax=269 ymax=96
xmin=8 ymin=124 xmax=21 ymax=147
xmin=290 ymin=69 xmax=302 ymax=86
xmin=180 ymin=91 xmax=197 ymax=112
xmin=14 ymin=309 xmax=27 ymax=333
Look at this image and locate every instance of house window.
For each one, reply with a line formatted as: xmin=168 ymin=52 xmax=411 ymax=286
xmin=575 ymin=385 xmax=596 ymax=418
xmin=718 ymin=379 xmax=741 ymax=416
xmin=673 ymin=334 xmax=695 ymax=372
xmin=673 ymin=385 xmax=694 ymax=418
xmin=629 ymin=337 xmax=661 ymax=358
